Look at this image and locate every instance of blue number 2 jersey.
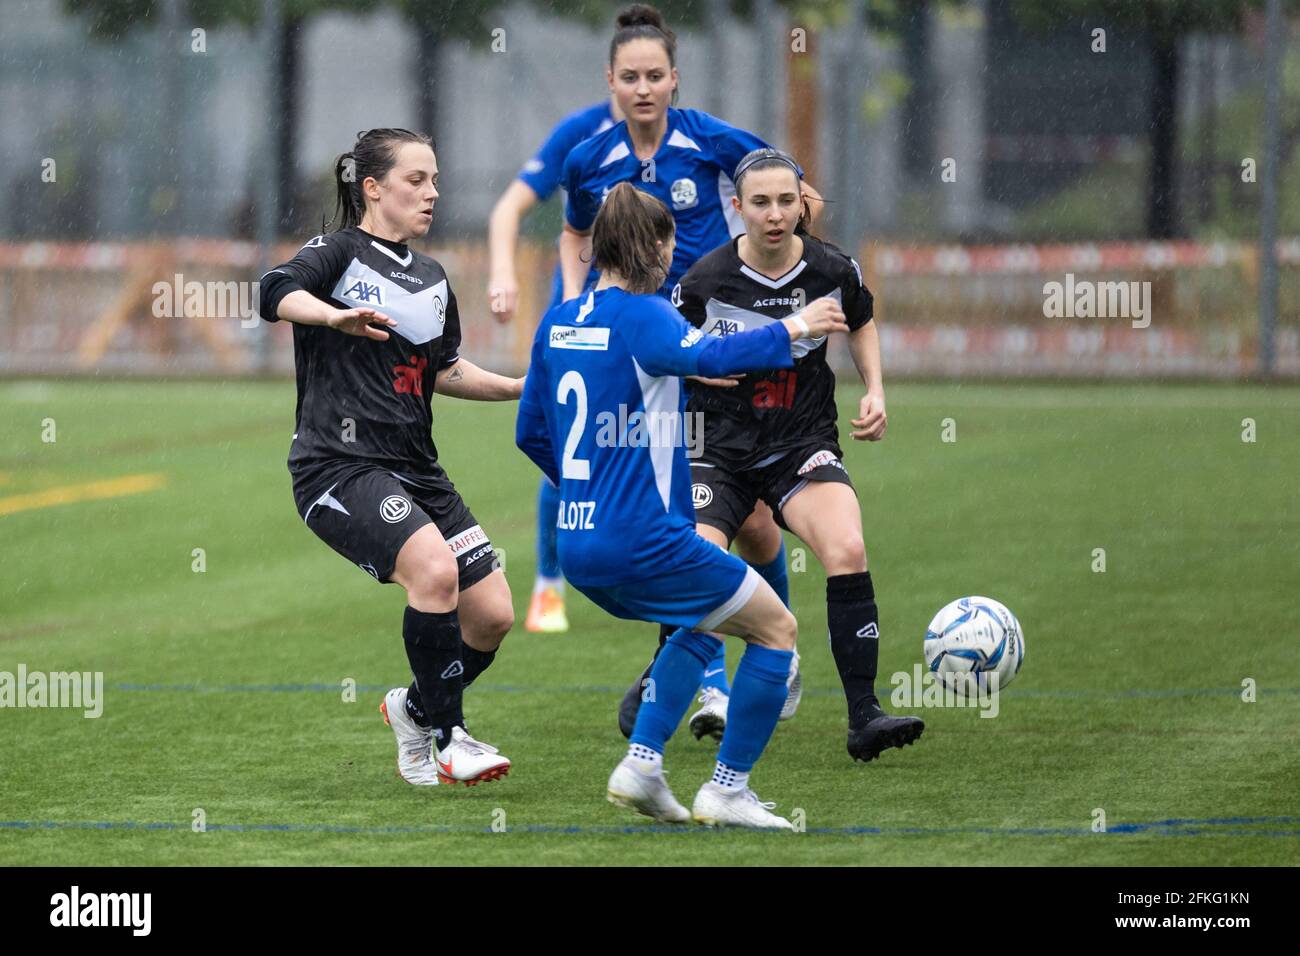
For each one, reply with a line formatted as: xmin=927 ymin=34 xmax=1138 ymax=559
xmin=515 ymin=287 xmax=794 ymax=587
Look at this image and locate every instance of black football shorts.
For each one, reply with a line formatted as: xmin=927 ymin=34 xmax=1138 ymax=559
xmin=690 ymin=441 xmax=854 ymax=541
xmin=294 ymin=463 xmax=498 ymax=590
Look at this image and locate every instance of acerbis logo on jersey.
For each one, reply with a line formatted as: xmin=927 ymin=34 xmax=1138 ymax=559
xmin=390 ymin=271 xmax=423 ymax=285
xmin=796 ymin=449 xmax=844 ymax=475
xmin=671 ymin=283 xmax=684 ymax=307
xmin=303 ymin=235 xmax=328 ymax=249
xmin=670 ymin=178 xmax=698 ymax=210
xmin=754 ymin=297 xmax=800 ymax=308
xmin=343 ymin=276 xmax=384 ymax=305
xmin=379 ymin=496 xmax=412 ymax=523
xmin=691 ymin=483 xmax=713 ymax=509
xmin=462 ymin=544 xmax=495 ymax=567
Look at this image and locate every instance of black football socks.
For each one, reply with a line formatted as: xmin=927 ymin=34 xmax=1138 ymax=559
xmin=401 ymin=606 xmax=464 ymax=749
xmin=827 ymin=571 xmax=884 ymax=726
xmin=459 ymin=642 xmax=496 ymax=687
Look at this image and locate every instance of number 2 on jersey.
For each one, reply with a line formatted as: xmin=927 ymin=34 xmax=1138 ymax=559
xmin=557 ymin=370 xmax=591 ymax=480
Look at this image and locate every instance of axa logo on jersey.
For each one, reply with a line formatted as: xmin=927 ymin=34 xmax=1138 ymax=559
xmin=343 ymin=277 xmax=384 ymax=305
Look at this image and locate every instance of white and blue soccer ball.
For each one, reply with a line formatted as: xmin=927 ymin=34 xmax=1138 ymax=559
xmin=924 ymin=596 xmax=1025 ymax=692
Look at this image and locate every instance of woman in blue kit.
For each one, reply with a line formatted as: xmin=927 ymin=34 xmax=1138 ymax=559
xmin=516 ymin=185 xmax=849 ymax=827
xmin=558 ymin=4 xmax=824 ymax=737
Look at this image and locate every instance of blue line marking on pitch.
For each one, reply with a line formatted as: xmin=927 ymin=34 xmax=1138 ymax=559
xmin=2 ymin=817 xmax=1298 ymax=838
xmin=107 ymin=682 xmax=1300 ymax=700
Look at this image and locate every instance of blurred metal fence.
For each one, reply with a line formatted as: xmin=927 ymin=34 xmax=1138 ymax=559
xmin=1 ymin=237 xmax=1296 ymax=379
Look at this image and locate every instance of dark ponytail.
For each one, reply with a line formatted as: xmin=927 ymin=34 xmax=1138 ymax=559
xmin=610 ymin=4 xmax=679 ymax=106
xmin=592 ymin=183 xmax=676 ymax=295
xmin=326 ymin=128 xmax=433 ymax=232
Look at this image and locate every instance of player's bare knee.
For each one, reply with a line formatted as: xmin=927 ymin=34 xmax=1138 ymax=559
xmin=406 ymin=553 xmax=459 ymax=609
xmin=485 ymin=600 xmax=514 ymax=642
xmin=822 ymin=536 xmax=868 ymax=576
xmin=759 ymin=609 xmax=798 ymax=652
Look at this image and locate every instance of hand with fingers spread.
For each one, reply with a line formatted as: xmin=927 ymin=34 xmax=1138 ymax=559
xmin=326 ymin=307 xmax=397 ymax=342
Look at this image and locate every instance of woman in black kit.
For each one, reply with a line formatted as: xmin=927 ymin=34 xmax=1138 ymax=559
xmin=258 ymin=129 xmax=519 ymax=788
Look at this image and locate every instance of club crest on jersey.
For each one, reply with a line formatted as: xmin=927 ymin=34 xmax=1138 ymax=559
xmin=691 ymin=483 xmax=713 ymax=509
xmin=343 ymin=276 xmax=383 ymax=305
xmin=379 ymin=496 xmax=412 ymax=524
xmin=671 ymin=178 xmax=698 ymax=210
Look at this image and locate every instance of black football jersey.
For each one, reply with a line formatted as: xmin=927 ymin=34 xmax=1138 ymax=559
xmin=671 ymin=234 xmax=873 ymax=469
xmin=258 ymin=227 xmax=461 ymax=492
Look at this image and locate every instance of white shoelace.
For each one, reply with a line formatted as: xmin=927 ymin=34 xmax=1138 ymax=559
xmin=744 ymin=789 xmax=777 ymax=811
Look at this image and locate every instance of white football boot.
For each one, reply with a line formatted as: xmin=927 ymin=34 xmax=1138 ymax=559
xmin=779 ymin=649 xmax=803 ymax=721
xmin=606 ymin=756 xmax=692 ymax=823
xmin=379 ymin=687 xmax=440 ymax=786
xmin=692 ymin=782 xmax=795 ymax=830
xmin=433 ymin=725 xmax=511 ymax=787
xmin=688 ymin=687 xmax=729 ymax=741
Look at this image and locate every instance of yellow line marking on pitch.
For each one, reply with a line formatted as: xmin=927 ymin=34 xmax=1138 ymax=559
xmin=0 ymin=473 xmax=166 ymax=517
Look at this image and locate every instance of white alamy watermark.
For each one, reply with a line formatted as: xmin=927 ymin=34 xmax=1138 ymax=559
xmin=1043 ymin=273 xmax=1151 ymax=329
xmin=50 ymin=886 xmax=151 ymax=936
xmin=594 ymin=405 xmax=706 ymax=459
xmin=152 ymin=274 xmax=260 ymax=328
xmin=0 ymin=665 xmax=103 ymax=718
xmin=889 ymin=665 xmax=1001 ymax=718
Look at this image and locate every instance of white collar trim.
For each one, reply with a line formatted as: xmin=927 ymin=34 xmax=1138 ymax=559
xmin=740 ymin=259 xmax=807 ymax=289
xmin=370 ymin=240 xmax=412 ymax=267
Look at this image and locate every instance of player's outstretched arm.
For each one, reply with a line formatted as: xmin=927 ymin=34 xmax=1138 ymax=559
xmin=695 ymin=297 xmax=849 ymax=377
xmin=434 ymin=358 xmax=525 ymax=401
xmin=274 ymin=290 xmax=396 ymax=341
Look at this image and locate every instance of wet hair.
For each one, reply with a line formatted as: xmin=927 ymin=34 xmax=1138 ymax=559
xmin=592 ymin=183 xmax=676 ymax=295
xmin=327 ymin=128 xmax=433 ymax=232
xmin=733 ymin=147 xmax=813 ymax=235
xmin=610 ymin=4 xmax=679 ymax=107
